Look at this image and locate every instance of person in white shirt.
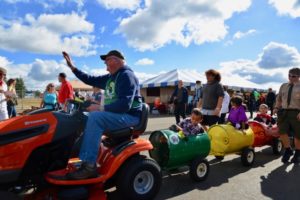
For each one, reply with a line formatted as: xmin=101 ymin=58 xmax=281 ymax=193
xmin=0 ymin=67 xmax=8 ymax=121
xmin=219 ymin=86 xmax=230 ymax=124
xmin=193 ymin=80 xmax=202 ymax=108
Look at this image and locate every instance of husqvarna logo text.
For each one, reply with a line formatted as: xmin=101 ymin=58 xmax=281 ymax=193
xmin=24 ymin=119 xmax=47 ymax=126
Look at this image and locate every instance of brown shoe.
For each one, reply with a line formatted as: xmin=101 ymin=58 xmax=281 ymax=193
xmin=66 ymin=162 xmax=98 ymax=180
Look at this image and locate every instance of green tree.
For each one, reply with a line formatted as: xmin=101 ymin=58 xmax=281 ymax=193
xmin=34 ymin=90 xmax=42 ymax=98
xmin=15 ymin=78 xmax=26 ymax=98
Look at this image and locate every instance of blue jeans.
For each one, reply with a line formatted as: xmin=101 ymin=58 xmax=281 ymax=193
xmin=79 ymin=111 xmax=140 ymax=163
xmin=7 ymin=105 xmax=17 ymax=118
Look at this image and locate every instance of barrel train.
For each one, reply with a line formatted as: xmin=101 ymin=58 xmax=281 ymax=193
xmin=149 ymin=121 xmax=282 ymax=182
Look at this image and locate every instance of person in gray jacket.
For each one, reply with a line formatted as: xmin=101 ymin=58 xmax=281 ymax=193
xmin=170 ymin=80 xmax=188 ymax=124
xmin=198 ymin=69 xmax=224 ymax=126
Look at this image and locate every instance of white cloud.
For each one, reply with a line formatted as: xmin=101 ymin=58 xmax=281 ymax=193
xmin=233 ymin=29 xmax=256 ymax=39
xmin=28 ymin=59 xmax=71 ymax=81
xmin=4 ymin=0 xmax=85 ymax=9
xmin=99 ymin=26 xmax=106 ymax=34
xmin=269 ymin=0 xmax=300 ymax=18
xmin=224 ymin=29 xmax=256 ymax=46
xmin=96 ymin=0 xmax=141 ymax=10
xmin=0 ymin=13 xmax=97 ymax=56
xmin=72 ymin=0 xmax=84 ymax=8
xmin=257 ymin=42 xmax=300 ymax=69
xmin=4 ymin=58 xmax=75 ymax=90
xmin=135 ymin=58 xmax=154 ymax=65
xmin=90 ymin=68 xmax=109 ymax=76
xmin=218 ymin=60 xmax=286 ymax=91
xmin=0 ymin=56 xmax=12 ymax=67
xmin=115 ymin=0 xmax=251 ymax=51
xmin=218 ymin=42 xmax=300 ymax=91
xmin=134 ymin=71 xmax=159 ymax=83
xmin=25 ymin=13 xmax=93 ymax=34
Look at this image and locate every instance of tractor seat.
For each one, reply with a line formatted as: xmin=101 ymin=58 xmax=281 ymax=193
xmin=27 ymin=108 xmax=53 ymax=115
xmin=103 ymin=103 xmax=149 ymax=145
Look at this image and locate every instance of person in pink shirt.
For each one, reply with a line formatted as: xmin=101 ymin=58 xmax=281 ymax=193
xmin=227 ymin=96 xmax=248 ymax=132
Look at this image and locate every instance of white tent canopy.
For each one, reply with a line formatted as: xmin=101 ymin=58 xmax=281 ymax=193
xmin=140 ymin=69 xmax=266 ymax=91
xmin=140 ymin=69 xmax=204 ymax=88
xmin=221 ymin=74 xmax=263 ymax=91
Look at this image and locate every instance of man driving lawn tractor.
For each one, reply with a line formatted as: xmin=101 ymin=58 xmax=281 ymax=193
xmin=63 ymin=50 xmax=143 ymax=180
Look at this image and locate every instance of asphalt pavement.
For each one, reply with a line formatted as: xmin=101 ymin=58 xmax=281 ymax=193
xmin=107 ymin=114 xmax=300 ymax=200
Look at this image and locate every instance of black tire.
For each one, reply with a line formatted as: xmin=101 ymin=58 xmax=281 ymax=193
xmin=272 ymin=138 xmax=283 ymax=155
xmin=241 ymin=148 xmax=255 ymax=166
xmin=189 ymin=158 xmax=209 ymax=182
xmin=116 ymin=156 xmax=162 ymax=200
xmin=215 ymin=156 xmax=224 ymax=161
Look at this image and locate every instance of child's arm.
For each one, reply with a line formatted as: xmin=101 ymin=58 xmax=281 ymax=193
xmin=239 ymin=107 xmax=248 ymax=131
xmin=241 ymin=122 xmax=247 ymax=133
xmin=176 ymin=124 xmax=185 ymax=138
xmin=175 ymin=124 xmax=183 ymax=131
xmin=177 ymin=119 xmax=186 ymax=131
xmin=201 ymin=124 xmax=208 ymax=132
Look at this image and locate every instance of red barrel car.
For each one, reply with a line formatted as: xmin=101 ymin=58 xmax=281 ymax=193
xmin=248 ymin=121 xmax=282 ymax=154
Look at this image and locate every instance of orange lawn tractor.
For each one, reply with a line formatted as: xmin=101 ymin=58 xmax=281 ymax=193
xmin=0 ymin=101 xmax=161 ymax=200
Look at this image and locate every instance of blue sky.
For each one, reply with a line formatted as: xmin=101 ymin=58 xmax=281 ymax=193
xmin=1 ymin=0 xmax=300 ymax=91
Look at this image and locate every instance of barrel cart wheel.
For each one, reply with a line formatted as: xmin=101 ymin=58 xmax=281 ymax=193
xmin=189 ymin=157 xmax=209 ymax=182
xmin=215 ymin=156 xmax=224 ymax=161
xmin=116 ymin=155 xmax=162 ymax=200
xmin=241 ymin=148 xmax=255 ymax=166
xmin=272 ymin=138 xmax=283 ymax=155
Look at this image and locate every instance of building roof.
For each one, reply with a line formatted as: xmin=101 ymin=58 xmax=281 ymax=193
xmin=69 ymin=80 xmax=93 ymax=90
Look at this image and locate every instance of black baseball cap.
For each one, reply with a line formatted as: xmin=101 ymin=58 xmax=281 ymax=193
xmin=100 ymin=50 xmax=125 ymax=60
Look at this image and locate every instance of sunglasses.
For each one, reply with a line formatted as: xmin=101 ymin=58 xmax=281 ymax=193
xmin=289 ymin=74 xmax=299 ymax=78
xmin=0 ymin=73 xmax=6 ymax=76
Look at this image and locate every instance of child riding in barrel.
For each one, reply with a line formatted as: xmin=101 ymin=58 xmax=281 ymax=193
xmin=254 ymin=104 xmax=276 ymax=126
xmin=175 ymin=108 xmax=207 ymax=138
xmin=227 ymin=96 xmax=248 ymax=132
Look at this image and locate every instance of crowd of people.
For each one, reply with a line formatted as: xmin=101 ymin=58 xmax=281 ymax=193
xmin=0 ymin=68 xmax=103 ymax=121
xmin=39 ymin=75 xmax=104 ymax=113
xmin=166 ymin=72 xmax=279 ymax=129
xmin=0 ymin=67 xmax=18 ymax=121
xmin=169 ymin=67 xmax=300 ymax=164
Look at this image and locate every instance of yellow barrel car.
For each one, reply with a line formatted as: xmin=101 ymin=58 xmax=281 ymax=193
xmin=208 ymin=124 xmax=255 ymax=166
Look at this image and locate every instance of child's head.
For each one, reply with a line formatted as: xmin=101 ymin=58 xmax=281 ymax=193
xmin=231 ymin=96 xmax=243 ymax=107
xmin=259 ymin=104 xmax=269 ymax=114
xmin=191 ymin=108 xmax=203 ymax=124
